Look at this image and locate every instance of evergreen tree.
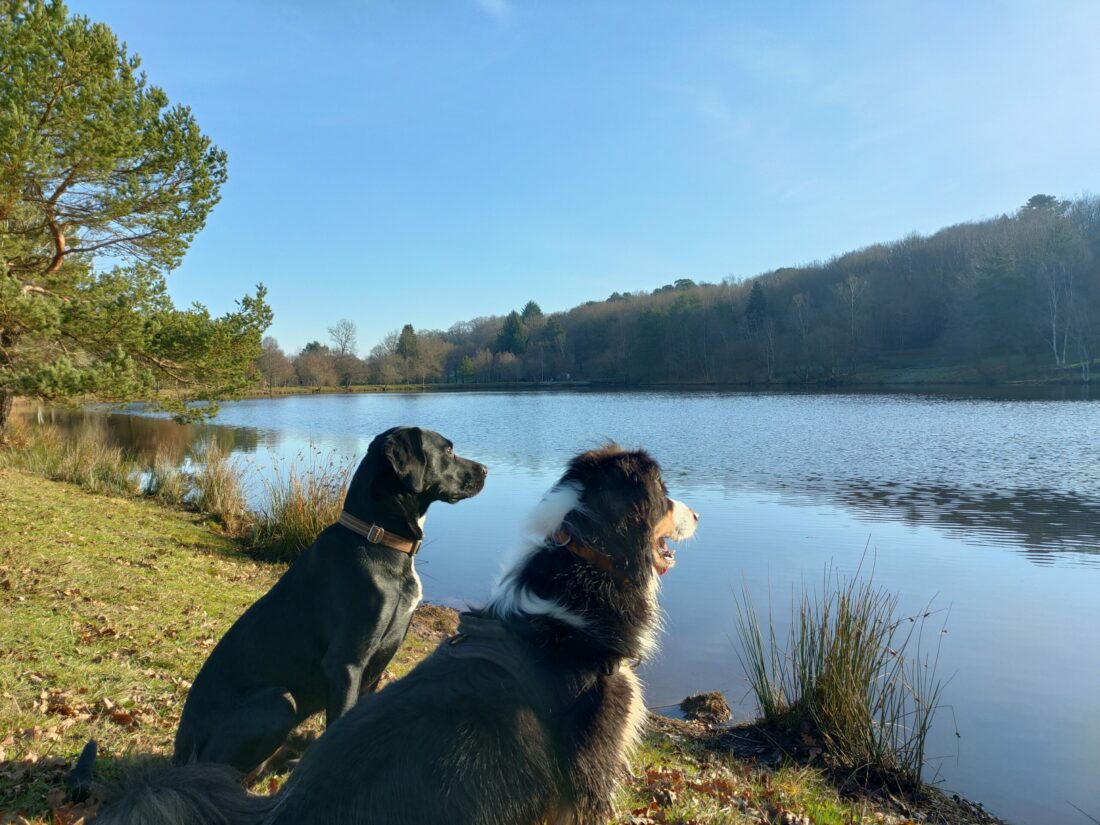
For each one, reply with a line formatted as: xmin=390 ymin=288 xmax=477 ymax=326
xmin=0 ymin=0 xmax=269 ymax=431
xmin=495 ymin=311 xmax=528 ymax=355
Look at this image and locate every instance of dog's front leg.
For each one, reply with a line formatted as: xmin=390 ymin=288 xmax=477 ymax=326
xmin=322 ymin=656 xmax=367 ymax=724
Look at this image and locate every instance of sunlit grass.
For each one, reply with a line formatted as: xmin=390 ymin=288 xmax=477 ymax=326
xmin=142 ymin=448 xmax=191 ymax=508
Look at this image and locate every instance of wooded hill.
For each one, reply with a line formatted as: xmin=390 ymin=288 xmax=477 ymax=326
xmin=259 ymin=195 xmax=1100 ymax=389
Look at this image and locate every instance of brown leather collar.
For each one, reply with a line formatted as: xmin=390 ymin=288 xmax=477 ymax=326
xmin=339 ymin=511 xmax=423 ymax=555
xmin=550 ymin=528 xmax=629 ymax=585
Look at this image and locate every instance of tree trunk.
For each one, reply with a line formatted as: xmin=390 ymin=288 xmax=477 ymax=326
xmin=0 ymin=390 xmax=12 ymax=436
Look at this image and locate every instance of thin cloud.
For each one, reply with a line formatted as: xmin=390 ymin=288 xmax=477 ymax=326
xmin=474 ymin=0 xmax=510 ymax=23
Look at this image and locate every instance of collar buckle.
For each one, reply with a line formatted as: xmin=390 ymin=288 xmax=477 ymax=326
xmin=366 ymin=524 xmax=385 ymax=544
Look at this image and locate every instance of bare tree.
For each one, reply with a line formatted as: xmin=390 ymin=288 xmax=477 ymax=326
xmin=257 ymin=337 xmax=295 ymax=392
xmin=328 ymin=319 xmax=358 ymax=356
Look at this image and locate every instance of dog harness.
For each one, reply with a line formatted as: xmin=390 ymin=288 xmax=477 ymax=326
xmin=338 ymin=510 xmax=423 ymax=555
xmin=442 ymin=613 xmax=627 ymax=686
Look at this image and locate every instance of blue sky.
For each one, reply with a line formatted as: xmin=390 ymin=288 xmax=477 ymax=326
xmin=72 ymin=0 xmax=1100 ymax=354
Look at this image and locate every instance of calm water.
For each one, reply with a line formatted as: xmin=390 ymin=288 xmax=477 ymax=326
xmin=29 ymin=390 xmax=1100 ymax=824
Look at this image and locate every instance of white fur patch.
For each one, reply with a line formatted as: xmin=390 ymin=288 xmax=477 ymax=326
xmin=483 ymin=480 xmax=589 ymax=629
xmin=407 ymin=559 xmax=423 ymax=614
xmin=524 ymin=480 xmax=584 ymax=538
xmin=668 ymin=498 xmax=698 ymax=540
xmin=485 ymin=578 xmax=587 ymax=629
xmin=616 ymin=667 xmax=647 ymax=763
xmin=635 ymin=571 xmax=663 ymax=661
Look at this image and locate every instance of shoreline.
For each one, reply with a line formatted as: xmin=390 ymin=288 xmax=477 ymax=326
xmin=0 ymin=467 xmax=1008 ymax=824
xmin=238 ymin=376 xmax=1094 ymax=400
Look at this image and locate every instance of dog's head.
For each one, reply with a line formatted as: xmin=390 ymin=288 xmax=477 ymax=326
xmin=489 ymin=444 xmax=697 ymax=660
xmin=346 ymin=427 xmax=487 ymax=518
xmin=550 ymin=445 xmax=698 ymax=581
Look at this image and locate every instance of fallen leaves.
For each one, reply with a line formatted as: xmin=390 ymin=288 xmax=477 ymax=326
xmin=626 ymin=765 xmax=747 ymax=823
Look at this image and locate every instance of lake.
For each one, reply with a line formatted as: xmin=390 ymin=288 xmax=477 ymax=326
xmin=27 ymin=388 xmax=1100 ymax=824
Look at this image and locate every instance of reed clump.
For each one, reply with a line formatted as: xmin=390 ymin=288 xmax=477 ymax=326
xmin=190 ymin=439 xmax=249 ymax=534
xmin=143 ymin=448 xmax=192 ymax=508
xmin=248 ymin=448 xmax=352 ymax=561
xmin=0 ymin=422 xmax=141 ymax=496
xmin=735 ymin=562 xmax=946 ymax=791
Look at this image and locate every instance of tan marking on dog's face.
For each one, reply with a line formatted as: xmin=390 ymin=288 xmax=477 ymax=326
xmin=650 ymin=498 xmax=698 ymax=574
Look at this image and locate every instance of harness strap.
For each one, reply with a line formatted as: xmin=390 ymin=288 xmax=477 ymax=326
xmin=338 ymin=510 xmax=423 ymax=555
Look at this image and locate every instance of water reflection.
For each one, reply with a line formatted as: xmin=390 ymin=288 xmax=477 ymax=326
xmin=781 ymin=478 xmax=1100 ymax=558
xmin=19 ymin=407 xmax=260 ymax=462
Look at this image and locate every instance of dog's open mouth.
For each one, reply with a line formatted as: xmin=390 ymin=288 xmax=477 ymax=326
xmin=654 ymin=535 xmax=677 ymax=575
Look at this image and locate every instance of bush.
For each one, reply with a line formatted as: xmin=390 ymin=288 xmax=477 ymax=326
xmin=735 ymin=560 xmax=946 ymax=789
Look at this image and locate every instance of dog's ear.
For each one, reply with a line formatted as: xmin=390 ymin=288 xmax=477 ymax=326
xmin=384 ymin=428 xmax=427 ymax=493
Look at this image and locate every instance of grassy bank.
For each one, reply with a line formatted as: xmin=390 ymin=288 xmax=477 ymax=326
xmin=0 ymin=423 xmax=349 ymax=562
xmin=0 ymin=470 xmax=1004 ymax=824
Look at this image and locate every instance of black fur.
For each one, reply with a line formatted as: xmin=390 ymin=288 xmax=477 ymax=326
xmin=171 ymin=426 xmax=486 ymax=775
xmin=93 ymin=445 xmax=688 ymax=825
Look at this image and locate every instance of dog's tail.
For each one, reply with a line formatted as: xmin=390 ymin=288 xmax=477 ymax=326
xmin=66 ymin=740 xmax=98 ymax=802
xmin=92 ymin=762 xmax=277 ymax=825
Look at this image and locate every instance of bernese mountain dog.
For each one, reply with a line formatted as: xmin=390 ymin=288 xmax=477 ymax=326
xmin=92 ymin=444 xmax=698 ymax=825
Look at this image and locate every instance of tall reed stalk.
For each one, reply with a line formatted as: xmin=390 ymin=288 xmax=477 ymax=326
xmin=735 ymin=560 xmax=947 ymax=790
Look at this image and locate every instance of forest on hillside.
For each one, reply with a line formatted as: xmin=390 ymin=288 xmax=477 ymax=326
xmin=258 ymin=195 xmax=1100 ymax=389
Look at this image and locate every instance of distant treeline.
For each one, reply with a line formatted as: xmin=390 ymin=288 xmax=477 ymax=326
xmin=257 ymin=194 xmax=1100 ymax=389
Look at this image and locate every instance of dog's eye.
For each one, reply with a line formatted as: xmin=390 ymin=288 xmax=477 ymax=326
xmin=444 ymin=445 xmax=453 ymax=456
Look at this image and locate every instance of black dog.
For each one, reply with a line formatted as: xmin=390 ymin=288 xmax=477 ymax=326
xmin=170 ymin=426 xmax=486 ymax=775
xmin=94 ymin=445 xmax=696 ymax=824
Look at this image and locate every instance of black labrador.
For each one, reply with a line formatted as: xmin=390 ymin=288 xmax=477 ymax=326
xmin=171 ymin=426 xmax=487 ymax=776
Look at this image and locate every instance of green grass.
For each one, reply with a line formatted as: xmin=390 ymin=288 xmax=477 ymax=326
xmin=0 ymin=466 xmax=279 ymax=816
xmin=0 ymin=468 xmax=446 ymax=822
xmin=617 ymin=717 xmax=876 ymax=824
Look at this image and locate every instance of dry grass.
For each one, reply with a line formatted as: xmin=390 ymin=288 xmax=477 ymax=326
xmin=3 ymin=424 xmax=355 ymax=563
xmin=189 ymin=440 xmax=249 ymax=534
xmin=0 ymin=424 xmax=141 ymax=497
xmin=248 ymin=448 xmax=352 ymax=561
xmin=142 ymin=449 xmax=191 ymax=508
